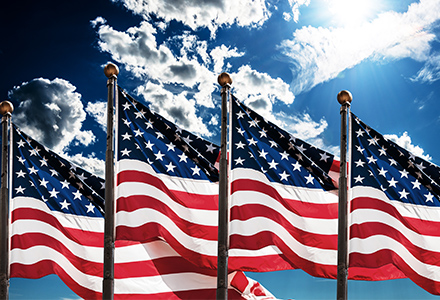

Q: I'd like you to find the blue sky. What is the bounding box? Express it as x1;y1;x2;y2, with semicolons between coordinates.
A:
2;0;440;298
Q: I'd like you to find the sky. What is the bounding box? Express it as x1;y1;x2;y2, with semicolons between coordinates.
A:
2;0;440;299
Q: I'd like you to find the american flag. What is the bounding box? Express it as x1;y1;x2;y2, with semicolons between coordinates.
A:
115;89;275;298
348;113;440;295
228;97;340;278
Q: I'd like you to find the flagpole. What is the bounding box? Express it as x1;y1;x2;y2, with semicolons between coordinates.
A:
217;72;232;300
336;90;352;300
0;101;13;300
103;63;119;300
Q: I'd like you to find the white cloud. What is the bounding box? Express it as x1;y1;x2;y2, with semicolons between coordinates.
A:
8;78;95;152
280;0;440;94
385;131;432;161
86;101;107;131
411;53;440;83
210;45;244;74
61;152;105;178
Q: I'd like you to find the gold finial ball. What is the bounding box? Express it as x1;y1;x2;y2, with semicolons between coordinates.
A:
218;72;232;87
104;63;119;78
0;101;14;116
337;90;353;105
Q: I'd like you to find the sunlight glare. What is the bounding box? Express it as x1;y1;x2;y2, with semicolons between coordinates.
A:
327;0;378;26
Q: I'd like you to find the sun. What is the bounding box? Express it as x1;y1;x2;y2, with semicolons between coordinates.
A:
327;0;379;26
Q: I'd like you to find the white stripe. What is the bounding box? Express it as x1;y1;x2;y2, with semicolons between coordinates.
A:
351;186;440;222
232;168;339;204
350;235;440;282
116;181;218;226
117;159;218;195
229;245;282;257
12;196;104;232
115;240;180;263
11;246;102;292
231;190;337;234
230;217;337;265
350;208;440;251
116;209;218;256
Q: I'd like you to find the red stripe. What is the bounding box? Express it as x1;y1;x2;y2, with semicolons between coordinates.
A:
117;195;218;240
117;170;218;210
114;288;243;300
229;231;337;278
12;207;103;247
330;159;340;173
232;178;338;219
349;250;440;295
10;260;101;299
351;196;440;236
231;204;337;249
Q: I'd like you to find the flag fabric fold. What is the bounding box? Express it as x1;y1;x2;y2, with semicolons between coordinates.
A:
10;121;275;299
228;97;339;278
348;113;440;295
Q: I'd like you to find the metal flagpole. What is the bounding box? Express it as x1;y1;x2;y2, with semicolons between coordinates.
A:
103;63;119;300
0;100;13;299
336;90;352;300
216;72;232;300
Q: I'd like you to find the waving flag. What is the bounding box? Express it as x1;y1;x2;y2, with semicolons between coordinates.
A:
10;122;274;299
228;97;339;278
348;113;440;295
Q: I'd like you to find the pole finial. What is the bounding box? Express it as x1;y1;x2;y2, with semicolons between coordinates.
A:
104;63;119;78
337;90;352;105
218;72;232;87
0;101;14;116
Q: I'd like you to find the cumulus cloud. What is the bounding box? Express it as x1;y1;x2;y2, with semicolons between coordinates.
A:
8;78;95;152
62;152;105;178
385;131;432;161
280;0;440;94
86;101;107;131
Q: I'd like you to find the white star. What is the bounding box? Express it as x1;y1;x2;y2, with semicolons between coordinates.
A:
424;192;434;203
191;165;201;176
378;167;388;177
121;148;131;157
280;151;289;160
28;166;38;175
248;138;257;146
388;177;398;188
72;190;82;200
234;157;245;165
121;132;132;140
123;119;131;126
48;188;60;198
50;169;59;177
279;171;290;181
61;180;70;189
206;143;217;153
305;174;314;184
122;102;131;110
134;129;144;137
399;189;409;200
236;111;245;119
40;157;48;167
166;143;176;152
268;159;278;169
354;175;365;183
367;156;377;164
16;170;26;178
85;203;95;213
39;178;49;188
411;180;421;190
292;161;301;171
235;141;246;149
259;128;267;138
178;153;188;163
182;135;193;144
237;128;245;136
145;140;154;150
145;120;154;129
355;129;364;137
399;169;409;178
60;199;71;210
296;144;307;153
154;151;165;161
389;158;398;166
134;109;145;119
356;146;365;154
166;162;176;173
258;149;268;159
17;156;26;165
269;141;278;148
378;148;387;156
355;159;365;168
156;132;164;139
320;152;330;162
17;140;26;148
15;186;25;194
77;173;87;182
29;147;41;156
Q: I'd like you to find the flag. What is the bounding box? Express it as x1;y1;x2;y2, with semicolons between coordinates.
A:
348;113;440;295
228;97;339;278
115;89;221;269
10;122;275;299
